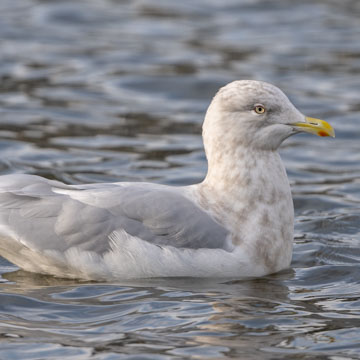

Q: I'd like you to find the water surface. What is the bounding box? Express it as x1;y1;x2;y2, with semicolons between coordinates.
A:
0;0;360;359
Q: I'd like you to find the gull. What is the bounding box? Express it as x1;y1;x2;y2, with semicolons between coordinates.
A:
0;80;334;280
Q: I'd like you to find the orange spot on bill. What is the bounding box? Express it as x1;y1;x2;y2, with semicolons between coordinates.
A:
318;131;328;137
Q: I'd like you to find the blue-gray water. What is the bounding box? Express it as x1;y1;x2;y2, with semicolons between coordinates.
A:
0;0;360;359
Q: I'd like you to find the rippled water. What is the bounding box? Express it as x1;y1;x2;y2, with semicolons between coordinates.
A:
0;0;360;358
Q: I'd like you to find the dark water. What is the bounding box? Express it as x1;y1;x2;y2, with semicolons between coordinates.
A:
0;0;360;358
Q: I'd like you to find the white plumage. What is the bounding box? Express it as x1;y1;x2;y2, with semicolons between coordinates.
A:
0;80;334;280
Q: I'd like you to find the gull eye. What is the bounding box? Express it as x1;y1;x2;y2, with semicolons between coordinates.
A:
254;105;266;114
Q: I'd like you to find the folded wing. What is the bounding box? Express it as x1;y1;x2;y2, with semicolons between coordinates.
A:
0;174;231;259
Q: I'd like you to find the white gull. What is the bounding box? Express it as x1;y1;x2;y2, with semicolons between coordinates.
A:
0;80;335;280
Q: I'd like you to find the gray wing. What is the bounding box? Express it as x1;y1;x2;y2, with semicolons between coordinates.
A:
0;174;230;255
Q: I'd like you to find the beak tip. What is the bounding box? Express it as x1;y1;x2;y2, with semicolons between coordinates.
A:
301;117;335;138
319;130;335;138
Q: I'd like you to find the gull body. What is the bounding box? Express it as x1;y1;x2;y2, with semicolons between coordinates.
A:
0;80;334;280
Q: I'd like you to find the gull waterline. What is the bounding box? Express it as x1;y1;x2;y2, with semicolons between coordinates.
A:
0;80;334;280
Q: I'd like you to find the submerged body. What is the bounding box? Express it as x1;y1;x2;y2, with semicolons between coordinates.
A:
0;80;334;280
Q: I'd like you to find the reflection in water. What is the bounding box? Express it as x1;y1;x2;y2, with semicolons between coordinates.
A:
0;0;360;358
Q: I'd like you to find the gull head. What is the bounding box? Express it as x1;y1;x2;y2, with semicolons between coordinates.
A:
203;80;334;153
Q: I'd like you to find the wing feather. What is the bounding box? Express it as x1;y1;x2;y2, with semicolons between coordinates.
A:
0;174;231;258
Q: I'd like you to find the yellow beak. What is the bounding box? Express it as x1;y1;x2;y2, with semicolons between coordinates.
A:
293;117;335;137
